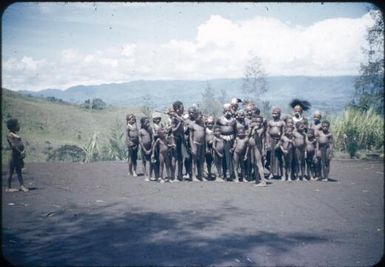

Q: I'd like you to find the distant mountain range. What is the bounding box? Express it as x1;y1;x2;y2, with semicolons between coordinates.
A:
19;76;357;114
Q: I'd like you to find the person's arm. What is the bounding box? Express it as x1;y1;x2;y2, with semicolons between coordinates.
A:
329;134;334;159
213;139;223;158
151;139;159;160
244;139;250;161
279;139;288;154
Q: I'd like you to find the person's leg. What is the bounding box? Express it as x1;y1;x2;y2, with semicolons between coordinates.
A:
132;146;138;176
127;147;133;175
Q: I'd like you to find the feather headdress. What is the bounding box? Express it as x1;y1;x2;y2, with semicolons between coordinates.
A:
289;99;311;111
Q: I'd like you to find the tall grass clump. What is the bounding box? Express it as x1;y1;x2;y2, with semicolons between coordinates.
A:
100;120;127;161
84;132;100;162
330;107;384;158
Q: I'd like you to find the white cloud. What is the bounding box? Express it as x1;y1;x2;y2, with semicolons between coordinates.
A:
2;12;378;91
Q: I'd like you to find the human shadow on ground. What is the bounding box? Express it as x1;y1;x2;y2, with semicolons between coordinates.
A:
2;202;330;266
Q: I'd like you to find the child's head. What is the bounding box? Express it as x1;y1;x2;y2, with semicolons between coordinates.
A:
195;111;204;124
307;128;315;138
223;103;232;118
237;127;246;138
126;114;136;124
205;116;214;129
285;116;294;127
172;101;184;115
254;115;263;129
152;113;161;124
313;110;322;122
235;110;245;121
6;118;20;132
214;126;221;137
187;106;198;120
321;120;330;132
285;125;294;136
140;117;150;129
272;107;281;119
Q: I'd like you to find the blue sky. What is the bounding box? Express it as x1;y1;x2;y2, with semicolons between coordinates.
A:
1;2;380;91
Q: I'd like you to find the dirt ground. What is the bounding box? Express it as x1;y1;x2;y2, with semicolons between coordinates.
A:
1;160;384;266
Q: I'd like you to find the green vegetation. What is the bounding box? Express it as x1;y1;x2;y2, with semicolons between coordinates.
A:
2;88;139;163
329;108;384;158
351;9;384;116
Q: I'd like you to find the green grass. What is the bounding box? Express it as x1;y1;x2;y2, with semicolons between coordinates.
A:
2;89;141;163
329;107;384;158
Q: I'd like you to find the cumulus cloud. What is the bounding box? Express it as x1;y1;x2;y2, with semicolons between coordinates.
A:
2;11;377;91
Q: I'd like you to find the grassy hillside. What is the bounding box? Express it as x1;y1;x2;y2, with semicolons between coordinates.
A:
2;89;141;163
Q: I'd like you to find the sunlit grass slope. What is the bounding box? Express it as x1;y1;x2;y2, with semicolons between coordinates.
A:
2;89;140;162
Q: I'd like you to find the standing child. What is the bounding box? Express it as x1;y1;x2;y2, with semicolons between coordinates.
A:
293;121;307;181
278;125;295;181
6;119;29;192
305;128;317;181
217;103;237;181
205;116;215;180
266;107;285;179
232;128;249;182
311;111;323;179
189;111;206;181
213;126;225;182
126;114;139;177
139;117;154;181
316;120;334;182
152;112;164;178
152;128;172;182
166;124;177;182
248;116;267;186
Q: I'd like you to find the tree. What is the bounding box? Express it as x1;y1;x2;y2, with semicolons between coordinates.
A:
141;94;155;117
92;98;107;110
353;8;384;116
200;82;222;117
241;55;271;116
81;98;107;110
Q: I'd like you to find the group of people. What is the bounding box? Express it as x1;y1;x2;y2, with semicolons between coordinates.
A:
126;98;334;186
4;97;333;193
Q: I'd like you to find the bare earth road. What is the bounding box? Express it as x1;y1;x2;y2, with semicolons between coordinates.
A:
2;160;384;266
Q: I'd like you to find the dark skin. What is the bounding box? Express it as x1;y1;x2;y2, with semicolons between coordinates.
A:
189;114;206;181
266;110;285;178
232;128;249;182
305;129;317;180
217;106;236;180
166;125;177;181
152;129;172;182
213;127;225;181
278;126;295;181
316;121;334;181
293;122;306;181
6;121;28;192
139;118;154;180
205;118;215;179
126;115;139;176
247;117;267;186
170;103;185;180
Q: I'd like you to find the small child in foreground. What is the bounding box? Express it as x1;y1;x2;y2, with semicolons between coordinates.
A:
6;119;29;192
278;125;295;181
232;127;249;182
316;120;334;182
